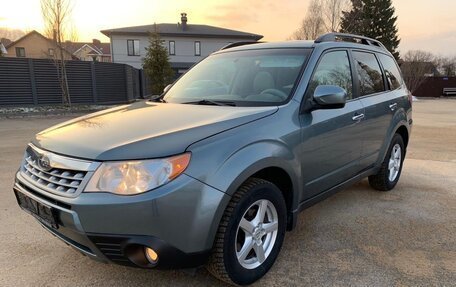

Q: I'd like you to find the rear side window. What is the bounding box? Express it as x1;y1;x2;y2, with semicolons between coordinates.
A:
352;51;385;96
378;54;403;90
307;50;353;99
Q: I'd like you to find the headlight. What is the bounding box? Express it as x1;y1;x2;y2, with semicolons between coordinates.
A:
85;153;191;195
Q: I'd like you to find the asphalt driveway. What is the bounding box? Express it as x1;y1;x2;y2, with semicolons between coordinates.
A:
0;99;455;286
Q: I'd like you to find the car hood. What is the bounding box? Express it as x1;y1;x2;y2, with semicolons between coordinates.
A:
32;101;278;161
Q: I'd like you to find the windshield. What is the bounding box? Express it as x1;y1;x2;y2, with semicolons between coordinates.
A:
164;48;311;106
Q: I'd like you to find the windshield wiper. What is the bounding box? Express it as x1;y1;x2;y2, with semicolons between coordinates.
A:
182;99;236;106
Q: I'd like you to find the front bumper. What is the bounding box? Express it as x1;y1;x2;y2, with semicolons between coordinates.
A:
14;171;229;269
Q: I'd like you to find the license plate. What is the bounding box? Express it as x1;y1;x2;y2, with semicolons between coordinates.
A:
15;190;58;229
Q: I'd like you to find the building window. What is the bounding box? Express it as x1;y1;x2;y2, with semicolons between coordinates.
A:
194;41;201;56
127;39;140;56
169;41;175;55
48;48;55;57
16;47;26;57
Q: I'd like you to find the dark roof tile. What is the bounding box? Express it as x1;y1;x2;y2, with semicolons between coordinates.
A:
101;23;262;40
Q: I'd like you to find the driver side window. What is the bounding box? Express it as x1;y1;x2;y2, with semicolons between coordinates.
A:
307;50;353;100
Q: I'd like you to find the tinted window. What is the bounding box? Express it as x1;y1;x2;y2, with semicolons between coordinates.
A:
352;51;385;96
378;54;403;90
308;50;353;99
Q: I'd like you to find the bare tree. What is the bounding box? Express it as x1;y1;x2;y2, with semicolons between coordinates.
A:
41;0;74;106
291;0;325;40
401;50;437;94
0;27;26;41
322;0;350;32
291;0;349;40
437;56;456;77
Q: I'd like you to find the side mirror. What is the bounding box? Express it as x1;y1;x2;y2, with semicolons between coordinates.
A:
163;84;172;94
312;85;347;110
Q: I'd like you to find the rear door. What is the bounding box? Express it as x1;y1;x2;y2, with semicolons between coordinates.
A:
299;50;365;199
352;51;406;169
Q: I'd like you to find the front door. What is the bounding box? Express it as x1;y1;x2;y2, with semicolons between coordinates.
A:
299;50;365;200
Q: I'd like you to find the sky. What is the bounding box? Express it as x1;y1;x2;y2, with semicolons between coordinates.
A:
1;0;455;56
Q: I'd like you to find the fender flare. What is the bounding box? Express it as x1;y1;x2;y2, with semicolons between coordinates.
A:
376;109;410;167
201;140;302;234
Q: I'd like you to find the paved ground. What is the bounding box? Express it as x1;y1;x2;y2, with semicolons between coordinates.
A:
0;99;455;286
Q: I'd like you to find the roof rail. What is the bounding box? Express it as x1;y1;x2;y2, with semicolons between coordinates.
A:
315;33;386;50
220;41;261;51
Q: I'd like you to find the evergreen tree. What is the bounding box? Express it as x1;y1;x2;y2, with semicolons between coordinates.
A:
340;0;364;35
340;0;400;60
142;26;174;95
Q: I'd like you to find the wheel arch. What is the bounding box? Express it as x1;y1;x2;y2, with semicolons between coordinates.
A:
221;159;300;231
377;117;411;167
396;125;409;147
186;134;303;250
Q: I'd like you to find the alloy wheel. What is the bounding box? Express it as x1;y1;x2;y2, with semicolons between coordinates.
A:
235;199;278;269
388;143;402;182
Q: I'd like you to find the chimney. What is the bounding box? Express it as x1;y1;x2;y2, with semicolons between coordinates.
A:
52;29;57;42
181;12;188;30
92;39;101;46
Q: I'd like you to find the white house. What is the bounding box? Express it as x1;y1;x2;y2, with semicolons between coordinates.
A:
64;39;111;62
101;13;263;73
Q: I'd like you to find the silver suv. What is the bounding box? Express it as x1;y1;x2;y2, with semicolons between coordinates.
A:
14;33;412;285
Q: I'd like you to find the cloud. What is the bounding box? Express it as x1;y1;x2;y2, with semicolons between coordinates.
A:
205;2;260;27
205;0;285;29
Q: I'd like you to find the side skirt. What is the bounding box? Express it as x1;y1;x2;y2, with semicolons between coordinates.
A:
288;166;378;230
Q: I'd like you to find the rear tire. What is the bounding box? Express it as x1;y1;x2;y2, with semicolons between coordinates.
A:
369;133;405;191
207;178;286;285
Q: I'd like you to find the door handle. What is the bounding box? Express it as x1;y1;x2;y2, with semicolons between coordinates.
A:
389;103;398;111
352;113;365;121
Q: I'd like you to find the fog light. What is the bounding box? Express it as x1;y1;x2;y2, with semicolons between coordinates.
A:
144;247;158;263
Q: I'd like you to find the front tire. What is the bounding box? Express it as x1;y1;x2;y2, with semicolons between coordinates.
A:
369;133;405;191
207;178;286;285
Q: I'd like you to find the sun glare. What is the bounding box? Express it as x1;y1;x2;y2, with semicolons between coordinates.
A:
0;0;455;55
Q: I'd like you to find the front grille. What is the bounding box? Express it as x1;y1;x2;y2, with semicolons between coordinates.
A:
22;154;87;195
19;144;98;197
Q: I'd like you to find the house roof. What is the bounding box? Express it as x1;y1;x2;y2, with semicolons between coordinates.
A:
64;41;111;55
101;23;263;40
5;30;49;49
5;30;77;59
